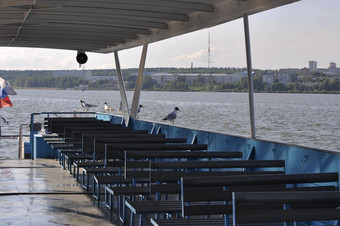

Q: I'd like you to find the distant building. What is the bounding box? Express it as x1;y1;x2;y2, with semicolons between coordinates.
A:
309;61;317;72
329;62;336;69
52;70;91;78
149;73;176;85
262;73;291;86
279;68;300;74
317;62;340;76
300;67;310;76
52;70;117;82
149;72;248;86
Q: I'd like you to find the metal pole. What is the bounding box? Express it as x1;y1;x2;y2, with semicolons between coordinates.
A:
114;51;130;126
131;44;148;118
30;113;35;159
18;124;23;159
243;14;256;139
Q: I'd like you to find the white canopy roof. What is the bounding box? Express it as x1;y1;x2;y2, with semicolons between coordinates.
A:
0;0;300;53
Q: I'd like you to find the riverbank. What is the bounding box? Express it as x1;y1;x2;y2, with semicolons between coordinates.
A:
12;87;340;94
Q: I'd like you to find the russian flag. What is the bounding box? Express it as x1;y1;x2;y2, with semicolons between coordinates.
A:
0;87;12;108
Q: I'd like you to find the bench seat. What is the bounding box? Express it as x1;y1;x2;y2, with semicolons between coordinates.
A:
150;217;226;226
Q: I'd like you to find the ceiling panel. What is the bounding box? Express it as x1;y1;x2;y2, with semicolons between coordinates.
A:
0;0;300;53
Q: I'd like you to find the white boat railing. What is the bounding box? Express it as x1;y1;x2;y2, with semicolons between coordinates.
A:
18;123;30;159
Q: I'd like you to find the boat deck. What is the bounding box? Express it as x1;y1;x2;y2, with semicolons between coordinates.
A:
0;159;125;225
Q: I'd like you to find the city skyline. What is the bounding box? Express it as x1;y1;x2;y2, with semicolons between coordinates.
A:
0;0;339;71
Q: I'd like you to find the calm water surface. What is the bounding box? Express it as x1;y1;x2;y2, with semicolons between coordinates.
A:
0;90;339;159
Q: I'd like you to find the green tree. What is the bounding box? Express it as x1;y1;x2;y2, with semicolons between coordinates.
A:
142;75;157;90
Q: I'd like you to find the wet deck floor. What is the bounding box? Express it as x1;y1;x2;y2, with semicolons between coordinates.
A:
0;159;123;226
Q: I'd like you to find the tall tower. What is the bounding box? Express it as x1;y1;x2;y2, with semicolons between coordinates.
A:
309;61;317;72
208;31;211;69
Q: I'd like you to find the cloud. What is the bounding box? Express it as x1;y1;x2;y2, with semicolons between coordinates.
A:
97;63;115;69
172;54;187;62
0;47;79;70
172;49;207;63
187;49;206;61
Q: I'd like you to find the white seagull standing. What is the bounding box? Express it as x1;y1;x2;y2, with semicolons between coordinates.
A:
104;102;112;111
162;107;180;124
80;100;97;111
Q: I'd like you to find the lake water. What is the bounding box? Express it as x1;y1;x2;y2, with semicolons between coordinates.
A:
0;90;339;159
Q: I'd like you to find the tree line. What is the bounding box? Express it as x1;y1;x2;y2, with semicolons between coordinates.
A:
1;68;340;93
137;75;340;93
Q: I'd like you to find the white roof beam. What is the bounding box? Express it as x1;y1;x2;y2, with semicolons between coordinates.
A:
0;0;35;7
26;14;169;30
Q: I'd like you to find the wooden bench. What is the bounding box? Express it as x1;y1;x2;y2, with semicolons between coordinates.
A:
97;143;209;176
113;169;284;226
124;159;285;226
44;117;119;159
232;190;340;225
92;144;208;201
80;131;158;150
52;127;133;167
93;161;151;201
149;172;338;226
62;124;124;140
44;117;99;133
124;150;242;160
105;150;244;223
61;129;151;171
49;120;113;134
73;137;186;181
80;134;166;189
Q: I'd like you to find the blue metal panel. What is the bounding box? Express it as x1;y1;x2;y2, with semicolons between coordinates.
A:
95;114;340;180
42;113;338;187
33;134;55;158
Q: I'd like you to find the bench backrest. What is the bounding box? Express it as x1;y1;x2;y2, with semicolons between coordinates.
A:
152;159;284;170
150;171;285;195
232;190;340;225
126;150;242;160
148;159;284;199
55;121;114;134
63;124;123;138
81;130;152;150
91;138;188;158
45;117;98;132
103;143;208;160
181;172;338;217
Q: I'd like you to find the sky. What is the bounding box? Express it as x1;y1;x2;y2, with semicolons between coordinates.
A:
0;0;339;71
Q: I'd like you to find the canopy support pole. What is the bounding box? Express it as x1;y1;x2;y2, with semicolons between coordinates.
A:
243;14;256;139
114;51;130;126
131;44;148;118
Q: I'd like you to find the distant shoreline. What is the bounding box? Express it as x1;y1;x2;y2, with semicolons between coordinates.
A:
13;87;339;94
14;87;61;90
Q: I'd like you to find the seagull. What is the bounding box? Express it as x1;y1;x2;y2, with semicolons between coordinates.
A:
0;115;9;125
80;100;97;111
104;102;112;111
137;104;143;114
162;107;180;124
